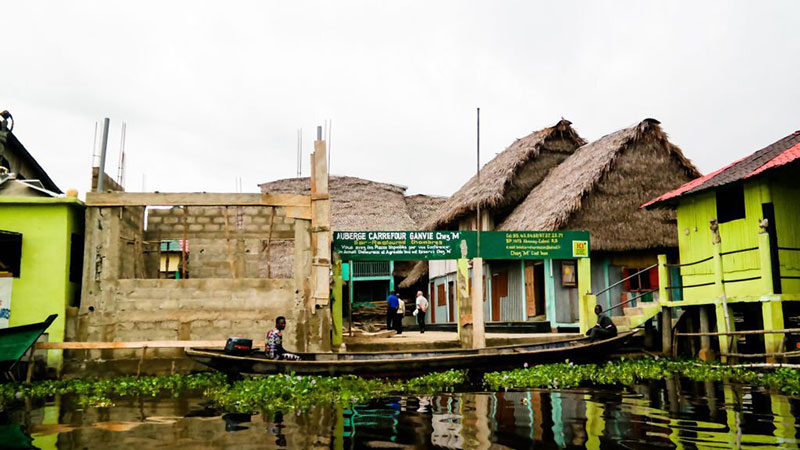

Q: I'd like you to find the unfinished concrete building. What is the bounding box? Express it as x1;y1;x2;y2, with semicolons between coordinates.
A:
73;189;331;371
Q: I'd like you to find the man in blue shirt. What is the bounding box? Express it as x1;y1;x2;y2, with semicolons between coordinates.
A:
387;290;399;333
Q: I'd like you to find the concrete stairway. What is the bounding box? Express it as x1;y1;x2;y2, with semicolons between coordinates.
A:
611;302;662;331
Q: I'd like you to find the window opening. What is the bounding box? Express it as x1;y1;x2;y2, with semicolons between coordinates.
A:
69;233;84;283
0;231;22;277
716;184;746;223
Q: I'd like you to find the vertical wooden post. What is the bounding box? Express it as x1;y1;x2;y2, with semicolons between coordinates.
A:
698;305;715;361
25;349;35;384
520;260;528;320
456;258;472;349
657;255;669;305
136;346;147;378
348;260;354;337
577;257;594;334
332;259;343;347
759;227;784;362
544;259;557;330
602;258;611;310
710;219;735;361
658;254;672;355
310;136;331;309
388;260;395;291
471;257;486;349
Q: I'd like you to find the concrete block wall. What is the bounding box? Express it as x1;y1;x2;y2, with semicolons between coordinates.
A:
146;206;295;279
79;279;298;359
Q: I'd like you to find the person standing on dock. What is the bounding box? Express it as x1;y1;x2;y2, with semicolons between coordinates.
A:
415;291;429;333
587;305;617;342
396;295;405;335
266;316;301;360
387;290;400;332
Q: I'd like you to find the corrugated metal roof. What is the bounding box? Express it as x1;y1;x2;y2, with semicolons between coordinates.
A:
644;130;800;208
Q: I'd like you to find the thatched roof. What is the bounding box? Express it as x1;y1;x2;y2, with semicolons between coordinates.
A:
260;176;439;231
405;194;447;227
398;260;429;288
399;120;584;288
423;119;585;230
498;119;701;251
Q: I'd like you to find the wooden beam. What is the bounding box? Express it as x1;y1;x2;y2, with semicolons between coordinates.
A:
285;206;311;220
86;192;311;208
35;340;266;350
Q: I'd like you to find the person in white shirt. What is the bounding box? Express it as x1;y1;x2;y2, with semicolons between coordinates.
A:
396;295;405;335
415;291;429;333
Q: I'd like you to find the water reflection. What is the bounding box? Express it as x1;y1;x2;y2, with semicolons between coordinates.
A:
1;379;798;449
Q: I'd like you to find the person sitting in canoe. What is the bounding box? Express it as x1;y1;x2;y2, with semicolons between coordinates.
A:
266;316;301;360
586;305;617;342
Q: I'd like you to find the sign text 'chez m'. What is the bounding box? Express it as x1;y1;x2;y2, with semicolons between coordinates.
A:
332;231;590;261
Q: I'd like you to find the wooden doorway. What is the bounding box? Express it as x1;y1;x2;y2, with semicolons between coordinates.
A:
437;283;446;323
429;281;436;323
491;270;508;322
447;280;455;322
525;262;546;317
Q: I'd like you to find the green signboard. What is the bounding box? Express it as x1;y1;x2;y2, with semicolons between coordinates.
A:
333;230;590;261
479;231;590;260
332;231;476;261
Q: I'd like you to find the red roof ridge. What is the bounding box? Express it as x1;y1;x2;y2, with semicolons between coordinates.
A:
641;154;749;208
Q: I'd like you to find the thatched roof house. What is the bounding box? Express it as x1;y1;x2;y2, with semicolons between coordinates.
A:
423;119;585;230
259;175;443;231
405;194;447;227
498;118;701;251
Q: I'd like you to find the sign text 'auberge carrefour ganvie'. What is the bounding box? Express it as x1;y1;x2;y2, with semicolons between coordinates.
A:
333;231;590;261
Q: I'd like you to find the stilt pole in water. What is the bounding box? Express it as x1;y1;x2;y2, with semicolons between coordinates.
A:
658;254;672;355
698;305;715;361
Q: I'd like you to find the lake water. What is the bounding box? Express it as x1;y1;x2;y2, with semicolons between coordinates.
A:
2;378;799;449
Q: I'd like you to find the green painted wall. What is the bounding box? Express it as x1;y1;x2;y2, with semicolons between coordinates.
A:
0;198;84;371
675;175;799;301
772;170;800;293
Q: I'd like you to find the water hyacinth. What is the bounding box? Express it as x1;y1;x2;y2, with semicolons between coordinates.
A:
483;358;800;396
0;369;469;414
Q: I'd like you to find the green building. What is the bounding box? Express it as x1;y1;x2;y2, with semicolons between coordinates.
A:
645;130;800;359
0;116;84;374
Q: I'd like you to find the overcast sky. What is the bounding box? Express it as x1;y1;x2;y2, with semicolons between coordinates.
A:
2;1;798;198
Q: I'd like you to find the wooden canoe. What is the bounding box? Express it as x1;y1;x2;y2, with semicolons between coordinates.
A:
185;330;637;378
0;314;57;381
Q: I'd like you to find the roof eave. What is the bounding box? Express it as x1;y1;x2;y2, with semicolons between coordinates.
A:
5;132;62;194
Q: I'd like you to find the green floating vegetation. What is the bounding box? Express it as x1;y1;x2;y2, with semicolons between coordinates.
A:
0;372;228;408
0;369;469;413
484;358;800;395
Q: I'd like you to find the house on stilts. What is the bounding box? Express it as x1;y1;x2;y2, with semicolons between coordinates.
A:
403;118;701;332
644;129;800;360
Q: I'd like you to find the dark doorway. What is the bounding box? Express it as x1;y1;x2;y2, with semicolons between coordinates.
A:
448;280;455;322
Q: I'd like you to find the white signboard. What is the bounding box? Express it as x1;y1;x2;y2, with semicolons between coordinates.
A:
0;278;12;328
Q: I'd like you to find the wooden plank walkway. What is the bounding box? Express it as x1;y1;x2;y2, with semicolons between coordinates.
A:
35;340;265;350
